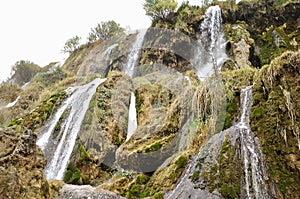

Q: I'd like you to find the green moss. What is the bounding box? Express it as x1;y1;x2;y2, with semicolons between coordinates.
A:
145;142;162;153
136;174;150;185
250;51;300;198
8;90;67;131
140;188;150;198
129;183;139;197
199;135;241;196
220;185;237;199
191;170;200;181
63;170;73;183
153;191;164;199
175;156;187;169
79;143;92;162
224;22;254;45
258;24;298;65
64;162;82;184
135;90;144;115
251;108;264;119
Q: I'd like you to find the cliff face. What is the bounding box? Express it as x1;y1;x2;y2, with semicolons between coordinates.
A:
0;0;299;199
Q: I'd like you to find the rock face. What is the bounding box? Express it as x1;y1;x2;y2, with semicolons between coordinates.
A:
0;128;49;198
222;0;300;66
166;85;275;199
224;22;255;68
251;50;300;198
0;1;299;198
56;184;125;199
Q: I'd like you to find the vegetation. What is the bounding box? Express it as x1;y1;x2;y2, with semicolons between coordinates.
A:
251;51;300;198
9;60;41;86
62;35;81;54
87;20;125;43
0;1;299;198
143;0;178;21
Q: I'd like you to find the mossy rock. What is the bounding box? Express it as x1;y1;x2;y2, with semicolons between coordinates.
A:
251;50;300;198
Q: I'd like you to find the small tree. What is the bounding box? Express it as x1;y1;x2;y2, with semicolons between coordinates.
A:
62;35;81;54
87;20;125;43
143;0;178;21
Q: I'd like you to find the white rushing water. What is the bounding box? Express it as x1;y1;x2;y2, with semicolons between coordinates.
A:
123;29;147;78
101;43;118;66
166;86;272;198
123;29;147;141
36;95;74;151
236;86;270;199
195;5;228;79
39;78;105;180
126;92;138;141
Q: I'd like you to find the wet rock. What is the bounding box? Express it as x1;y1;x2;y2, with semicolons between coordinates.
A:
56;184;125;199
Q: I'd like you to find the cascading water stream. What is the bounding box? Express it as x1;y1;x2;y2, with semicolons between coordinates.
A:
123;29;147;141
166;86;272;198
126;92;138;141
123;29;147;78
38;78;105;180
195;5;228;79
236;86;270;199
36;91;74;151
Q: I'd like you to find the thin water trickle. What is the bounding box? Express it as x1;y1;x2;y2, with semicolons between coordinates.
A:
101;43;118;66
40;78;105;180
0;96;20;110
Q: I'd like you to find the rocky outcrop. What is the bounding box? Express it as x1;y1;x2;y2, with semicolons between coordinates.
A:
63;71;131;185
224;22;256;68
139;28;195;74
0;128;49;198
0;1;299;198
56;184;125;199
251;50;300;198
115;72;191;172
221;0;300;66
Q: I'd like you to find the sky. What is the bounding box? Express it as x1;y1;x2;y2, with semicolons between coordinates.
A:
0;0;205;83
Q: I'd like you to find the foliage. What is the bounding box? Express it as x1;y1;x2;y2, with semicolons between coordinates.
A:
34;67;67;87
87;20;125;43
10;60;41;86
64;162;81;184
143;0;178;21
62;35;81;54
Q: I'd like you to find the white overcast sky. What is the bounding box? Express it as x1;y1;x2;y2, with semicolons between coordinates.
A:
0;0;205;83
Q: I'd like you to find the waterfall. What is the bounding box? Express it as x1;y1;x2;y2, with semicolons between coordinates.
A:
123;30;147;141
237;86;270;199
166;86;272;198
123;29;147;78
101;43;118;66
126;92;138;141
195;5;228;79
36;93;74;151
38;78;105;180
